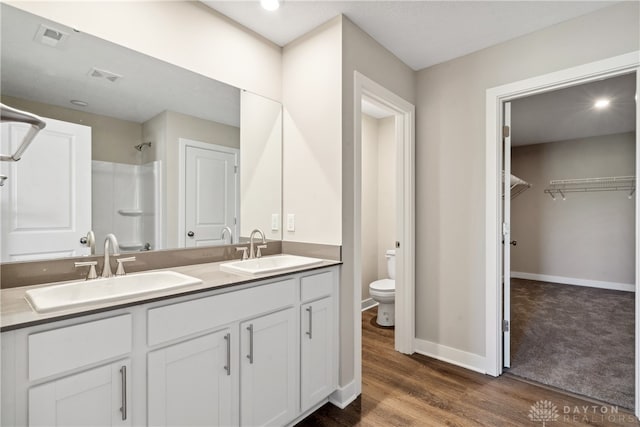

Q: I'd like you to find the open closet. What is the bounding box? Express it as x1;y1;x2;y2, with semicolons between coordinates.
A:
505;72;636;409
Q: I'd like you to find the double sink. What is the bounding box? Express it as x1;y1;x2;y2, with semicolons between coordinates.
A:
25;254;323;313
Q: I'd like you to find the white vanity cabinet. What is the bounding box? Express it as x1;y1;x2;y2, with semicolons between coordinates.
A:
29;359;131;427
147;328;235;427
1;265;339;427
299;271;337;413
240;308;297;426
1;314;134;427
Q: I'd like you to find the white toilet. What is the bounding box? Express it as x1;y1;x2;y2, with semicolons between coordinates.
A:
369;249;396;327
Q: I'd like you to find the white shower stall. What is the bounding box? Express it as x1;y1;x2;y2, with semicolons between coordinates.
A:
92;160;162;253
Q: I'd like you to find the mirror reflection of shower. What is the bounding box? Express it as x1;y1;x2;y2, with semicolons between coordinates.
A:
134;141;152;152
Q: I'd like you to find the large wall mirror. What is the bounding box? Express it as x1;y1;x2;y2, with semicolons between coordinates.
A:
0;4;282;262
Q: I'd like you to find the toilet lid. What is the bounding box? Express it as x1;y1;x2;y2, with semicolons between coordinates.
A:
370;279;395;292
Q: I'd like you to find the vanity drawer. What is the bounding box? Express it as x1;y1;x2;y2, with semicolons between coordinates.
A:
28;314;132;381
300;270;333;302
147;278;296;346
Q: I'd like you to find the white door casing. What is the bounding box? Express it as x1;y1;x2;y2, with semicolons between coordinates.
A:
178;139;239;248
0;118;91;262
485;52;639;419
352;71;415;401
502;102;512;369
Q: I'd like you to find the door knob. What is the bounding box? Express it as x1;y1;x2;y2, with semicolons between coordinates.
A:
187;231;195;237
80;237;88;244
510;240;517;246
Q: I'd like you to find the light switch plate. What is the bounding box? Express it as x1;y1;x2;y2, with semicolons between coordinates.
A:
287;214;295;232
271;214;279;231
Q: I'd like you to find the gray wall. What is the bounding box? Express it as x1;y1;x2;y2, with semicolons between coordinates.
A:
511;132;635;285
415;2;639;357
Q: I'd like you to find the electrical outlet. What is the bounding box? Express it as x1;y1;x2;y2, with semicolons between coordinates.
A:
271;213;279;231
287;214;295;232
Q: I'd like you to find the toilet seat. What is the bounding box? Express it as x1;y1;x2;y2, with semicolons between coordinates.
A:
370;278;395;292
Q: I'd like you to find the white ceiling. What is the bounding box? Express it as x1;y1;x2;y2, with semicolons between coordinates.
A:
203;0;617;71
1;4;240;126
511;73;636;146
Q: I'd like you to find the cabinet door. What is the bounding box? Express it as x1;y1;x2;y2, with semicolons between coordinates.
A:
28;360;131;427
300;297;335;411
148;328;235;427
240;308;296;427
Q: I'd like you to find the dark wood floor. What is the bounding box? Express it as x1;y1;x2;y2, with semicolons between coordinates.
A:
298;308;639;426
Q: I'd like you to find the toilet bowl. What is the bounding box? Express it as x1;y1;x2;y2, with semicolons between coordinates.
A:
369;249;396;327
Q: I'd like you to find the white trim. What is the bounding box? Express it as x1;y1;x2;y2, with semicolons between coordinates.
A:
511;272;635;293
328;380;358;409
353;71;416;399
177;138;240;248
484;52;639;419
635;69;640;417
361;298;378;311
413;338;486;375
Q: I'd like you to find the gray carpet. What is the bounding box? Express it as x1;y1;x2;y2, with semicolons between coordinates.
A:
508;278;635;409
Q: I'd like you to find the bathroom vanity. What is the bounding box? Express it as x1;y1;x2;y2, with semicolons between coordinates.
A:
1;260;340;426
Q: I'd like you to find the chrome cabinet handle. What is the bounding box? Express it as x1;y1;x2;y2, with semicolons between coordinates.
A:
306;306;313;339
224;333;231;376
246;324;254;364
120;365;127;421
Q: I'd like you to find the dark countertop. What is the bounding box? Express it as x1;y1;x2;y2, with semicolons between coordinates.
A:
1;257;341;332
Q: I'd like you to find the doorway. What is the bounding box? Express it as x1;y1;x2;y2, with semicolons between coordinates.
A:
485;51;640;417
504;74;636;408
352;72;415;399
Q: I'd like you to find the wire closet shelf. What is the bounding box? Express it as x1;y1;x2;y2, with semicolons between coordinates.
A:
544;176;636;200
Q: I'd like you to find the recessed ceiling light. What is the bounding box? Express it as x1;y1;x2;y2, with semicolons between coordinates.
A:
260;0;280;11
594;98;610;109
70;100;88;107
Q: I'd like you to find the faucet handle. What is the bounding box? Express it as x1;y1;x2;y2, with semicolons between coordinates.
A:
256;244;268;258
115;256;136;276
235;247;249;260
75;261;98;280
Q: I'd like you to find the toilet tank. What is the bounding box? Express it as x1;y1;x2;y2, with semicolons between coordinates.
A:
385;249;396;279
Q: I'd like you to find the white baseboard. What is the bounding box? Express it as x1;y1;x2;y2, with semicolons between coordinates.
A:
511;271;635;293
329;380;359;409
361;298;378;311
413;338;486;375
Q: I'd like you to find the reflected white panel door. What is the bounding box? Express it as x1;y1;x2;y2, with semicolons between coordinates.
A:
503;102;512;368
0;118;91;262
185;144;238;247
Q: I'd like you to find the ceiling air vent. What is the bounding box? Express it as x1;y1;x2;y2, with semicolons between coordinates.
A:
89;67;123;83
34;24;69;48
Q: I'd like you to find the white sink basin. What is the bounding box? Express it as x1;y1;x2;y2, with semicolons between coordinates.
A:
25;271;202;313
220;254;323;276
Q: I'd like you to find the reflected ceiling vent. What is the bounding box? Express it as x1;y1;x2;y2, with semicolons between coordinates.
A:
89;67;123;83
34;24;69;48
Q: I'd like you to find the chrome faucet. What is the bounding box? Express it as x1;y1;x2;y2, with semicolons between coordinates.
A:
102;234;120;278
221;226;233;244
249;228;267;259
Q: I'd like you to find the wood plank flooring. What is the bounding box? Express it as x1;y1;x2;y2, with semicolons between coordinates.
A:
297;308;639;426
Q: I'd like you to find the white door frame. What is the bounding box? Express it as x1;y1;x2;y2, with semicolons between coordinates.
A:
485;51;639;415
353;71;415;393
177;138;240;248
